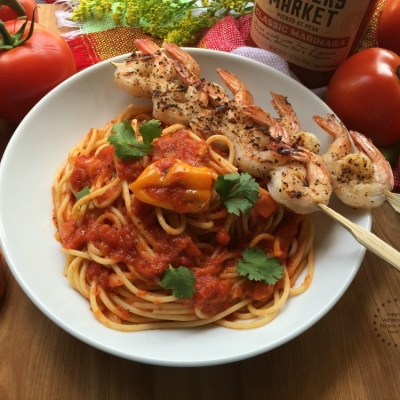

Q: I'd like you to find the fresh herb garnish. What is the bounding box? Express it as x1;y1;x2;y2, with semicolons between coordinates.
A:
237;247;283;285
214;172;259;216
108;119;162;161
76;186;90;201
160;265;196;299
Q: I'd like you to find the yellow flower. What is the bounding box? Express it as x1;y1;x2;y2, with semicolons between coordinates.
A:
71;0;252;45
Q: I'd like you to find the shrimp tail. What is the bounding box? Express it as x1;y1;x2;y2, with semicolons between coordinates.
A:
266;142;300;156
270;92;300;135
134;38;162;54
173;61;203;88
163;42;201;78
216;68;254;106
243;105;290;142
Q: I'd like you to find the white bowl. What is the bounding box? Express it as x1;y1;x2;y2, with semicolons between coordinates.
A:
0;49;369;366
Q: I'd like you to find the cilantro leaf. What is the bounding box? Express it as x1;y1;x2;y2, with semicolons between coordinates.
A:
237;247;283;285
160;265;196;299
139;119;163;146
76;186;90;201
108;119;162;161
214;172;260;216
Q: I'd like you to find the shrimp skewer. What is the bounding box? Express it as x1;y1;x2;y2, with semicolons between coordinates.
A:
314;114;397;210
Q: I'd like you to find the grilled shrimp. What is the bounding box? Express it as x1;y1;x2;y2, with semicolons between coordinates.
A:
113;39;201;99
206;107;291;179
271;92;321;154
242;104;291;144
151;61;210;126
152;83;210;126
244;93;321;154
113;51;158;98
151;64;254;127
266;142;332;214
314;114;394;209
113;40;173;98
189;70;291;178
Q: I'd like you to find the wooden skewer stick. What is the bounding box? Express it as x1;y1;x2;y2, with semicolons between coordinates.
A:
383;189;400;214
317;204;400;273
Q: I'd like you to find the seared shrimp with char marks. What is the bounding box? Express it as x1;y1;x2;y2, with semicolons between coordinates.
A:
151;61;210;126
242;104;290;144
266;142;332;214
113;39;201;99
190;70;291;178
244;93;321;154
150;62;251;128
314;113;394;209
271;92;321;154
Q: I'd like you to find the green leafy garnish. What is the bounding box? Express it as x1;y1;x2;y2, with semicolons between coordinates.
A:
76;186;90;201
237;247;283;285
108;119;162;161
214;172;259;216
160;265;196;299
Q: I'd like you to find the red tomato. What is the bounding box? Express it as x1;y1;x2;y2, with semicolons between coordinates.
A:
0;0;38;22
326;48;400;148
0;19;76;124
378;0;400;56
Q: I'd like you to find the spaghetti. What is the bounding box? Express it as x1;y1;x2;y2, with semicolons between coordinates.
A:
53;104;314;331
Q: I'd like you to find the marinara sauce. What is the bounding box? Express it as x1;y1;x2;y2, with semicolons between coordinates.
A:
60;128;304;316
248;0;378;88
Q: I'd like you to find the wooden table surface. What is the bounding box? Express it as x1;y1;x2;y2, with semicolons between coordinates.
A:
1;5;400;400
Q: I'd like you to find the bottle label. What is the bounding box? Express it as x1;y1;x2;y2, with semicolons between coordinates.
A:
250;0;372;71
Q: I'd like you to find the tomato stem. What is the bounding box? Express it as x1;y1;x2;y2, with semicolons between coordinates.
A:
0;9;36;50
397;65;400;80
0;0;27;18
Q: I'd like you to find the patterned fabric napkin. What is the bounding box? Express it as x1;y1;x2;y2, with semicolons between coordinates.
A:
64;27;163;71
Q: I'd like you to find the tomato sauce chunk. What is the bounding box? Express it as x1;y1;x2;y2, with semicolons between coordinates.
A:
152;129;211;167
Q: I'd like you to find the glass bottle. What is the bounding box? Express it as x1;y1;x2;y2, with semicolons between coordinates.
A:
247;0;378;88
